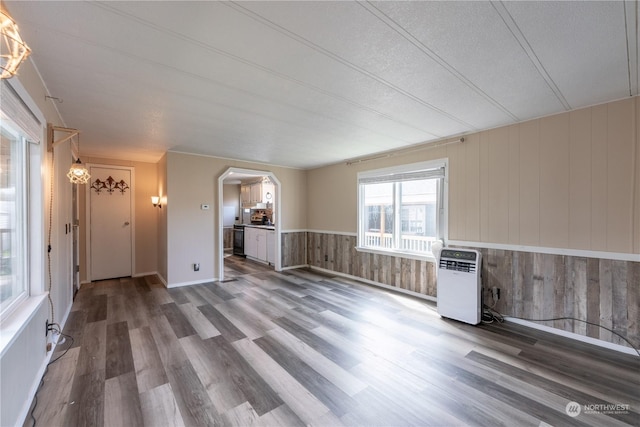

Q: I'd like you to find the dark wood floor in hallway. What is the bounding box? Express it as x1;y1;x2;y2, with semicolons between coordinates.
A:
28;256;639;427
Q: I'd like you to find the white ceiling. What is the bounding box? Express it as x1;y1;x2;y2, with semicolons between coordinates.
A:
6;1;639;169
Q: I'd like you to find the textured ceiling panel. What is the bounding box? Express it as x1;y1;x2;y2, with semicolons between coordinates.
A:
4;1;636;168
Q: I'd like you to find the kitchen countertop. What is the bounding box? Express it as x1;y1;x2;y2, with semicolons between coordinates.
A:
243;224;275;230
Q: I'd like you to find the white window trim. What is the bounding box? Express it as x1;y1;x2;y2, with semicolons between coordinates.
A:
356;158;448;262
0;77;46;356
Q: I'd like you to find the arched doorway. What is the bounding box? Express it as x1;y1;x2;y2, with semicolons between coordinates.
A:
217;167;281;281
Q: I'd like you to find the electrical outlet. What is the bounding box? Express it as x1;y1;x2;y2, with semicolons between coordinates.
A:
324;255;328;262
194;263;200;271
491;286;500;301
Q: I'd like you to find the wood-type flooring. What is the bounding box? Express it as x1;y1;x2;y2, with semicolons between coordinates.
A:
27;256;640;426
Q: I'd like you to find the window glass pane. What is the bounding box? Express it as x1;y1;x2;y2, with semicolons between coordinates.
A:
363;182;393;249
358;160;446;257
0;123;26;313
399;179;437;253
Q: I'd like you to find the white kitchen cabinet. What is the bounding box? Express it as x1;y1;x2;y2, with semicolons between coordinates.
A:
240;185;251;207
266;230;275;265
244;227;258;259
250;182;262;204
256;228;267;261
243;180;275;206
244;226;268;262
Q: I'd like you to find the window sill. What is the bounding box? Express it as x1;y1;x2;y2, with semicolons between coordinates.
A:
0;293;47;358
355;246;436;263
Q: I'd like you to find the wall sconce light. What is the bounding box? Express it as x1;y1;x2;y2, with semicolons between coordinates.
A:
151;196;162;208
0;9;31;79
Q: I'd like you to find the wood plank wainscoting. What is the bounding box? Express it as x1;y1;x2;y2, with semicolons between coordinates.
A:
28;260;639;426
282;231;307;268
305;232;640;351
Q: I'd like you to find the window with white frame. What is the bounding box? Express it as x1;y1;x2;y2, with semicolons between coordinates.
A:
0;79;42;320
357;159;447;258
0;119;28;315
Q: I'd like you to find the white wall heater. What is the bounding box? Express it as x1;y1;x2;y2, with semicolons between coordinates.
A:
437;249;482;325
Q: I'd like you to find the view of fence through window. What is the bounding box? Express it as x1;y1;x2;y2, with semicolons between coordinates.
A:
362;178;438;254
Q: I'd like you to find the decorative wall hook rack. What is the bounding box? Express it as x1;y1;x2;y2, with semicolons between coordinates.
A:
91;176;129;195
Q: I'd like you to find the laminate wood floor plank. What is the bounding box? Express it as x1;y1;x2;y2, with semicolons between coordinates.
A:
202;282;236;301
179;335;248;414
214;301;268;340
104;371;144;427
105;320;135;380
232;337;341;426
87;293;108;323
265;327;367;397
179;286;210;307
197;304;247;342
139;383;186;427
209;335;284;416
64;368;105;427
148;315;189;368
123;291;151;330
166;361;221;427
129;326;168;394
76;320;107;376
256;404;306;427
191;284;227;306
25;347;80;427
177;302;221;339
161;302;198;339
31;262;639;427
272;316;362;370
220;401;260;426
254;334;357;418
55;308;88;351
167;287;191;305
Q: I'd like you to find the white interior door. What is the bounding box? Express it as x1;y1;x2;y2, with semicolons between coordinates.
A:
89;166;133;280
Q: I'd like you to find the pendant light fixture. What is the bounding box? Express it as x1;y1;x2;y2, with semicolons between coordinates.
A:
67;134;90;184
47;124;91;184
0;9;31;79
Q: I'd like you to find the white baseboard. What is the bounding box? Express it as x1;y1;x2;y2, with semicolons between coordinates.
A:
281;264;308;271
308;265;437;302
133;271;158;278
307;266;638;357
167;278;218;289
504;317;639;357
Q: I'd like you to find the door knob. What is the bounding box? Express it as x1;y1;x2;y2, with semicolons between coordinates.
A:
124;221;130;226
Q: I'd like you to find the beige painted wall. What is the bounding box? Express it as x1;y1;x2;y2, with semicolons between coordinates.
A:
165;152;307;286
308;96;640;255
223;183;241;224
79;156;159;282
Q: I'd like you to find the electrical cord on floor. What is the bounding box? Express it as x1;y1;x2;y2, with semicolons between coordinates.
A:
482;304;504;324
482;304;640;358
29;329;75;427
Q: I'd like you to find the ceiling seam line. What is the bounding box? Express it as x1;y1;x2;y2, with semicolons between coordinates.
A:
40;27;436;144
86;1;443;139
490;0;571;111
224;1;478;131
360;1;520;123
623;0;633;97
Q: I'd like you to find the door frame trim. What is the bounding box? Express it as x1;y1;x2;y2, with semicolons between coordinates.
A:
85;164;136;281
217;167;281;281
